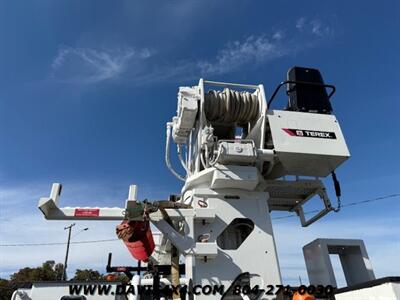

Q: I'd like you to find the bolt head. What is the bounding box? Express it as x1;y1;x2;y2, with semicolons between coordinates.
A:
235;146;243;153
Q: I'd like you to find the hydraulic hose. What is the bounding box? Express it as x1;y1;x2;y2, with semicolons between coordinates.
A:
177;144;190;175
165;123;185;181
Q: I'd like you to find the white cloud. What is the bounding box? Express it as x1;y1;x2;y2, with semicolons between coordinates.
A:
49;17;335;86
130;30;299;84
296;17;306;31
296;17;333;37
310;19;333;37
147;18;333;82
197;33;290;75
50;33;291;86
51;47;153;84
273;30;284;41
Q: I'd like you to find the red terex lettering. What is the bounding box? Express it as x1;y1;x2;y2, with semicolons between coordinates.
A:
74;208;100;217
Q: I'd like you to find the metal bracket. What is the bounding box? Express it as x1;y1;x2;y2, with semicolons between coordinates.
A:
265;179;333;226
294;187;332;227
38;183;127;220
151;218;194;255
150;208;217;258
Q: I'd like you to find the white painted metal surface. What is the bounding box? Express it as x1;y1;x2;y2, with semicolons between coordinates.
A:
267;109;350;178
181;179;282;300
303;238;375;287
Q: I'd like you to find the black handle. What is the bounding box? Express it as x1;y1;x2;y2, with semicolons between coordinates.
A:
267;80;336;109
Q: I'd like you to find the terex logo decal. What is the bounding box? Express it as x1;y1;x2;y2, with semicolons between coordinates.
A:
283;128;336;139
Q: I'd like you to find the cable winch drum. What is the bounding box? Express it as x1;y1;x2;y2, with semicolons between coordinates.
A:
204;88;259;124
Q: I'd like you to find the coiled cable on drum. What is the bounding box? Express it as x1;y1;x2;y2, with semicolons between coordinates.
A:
204;88;259;124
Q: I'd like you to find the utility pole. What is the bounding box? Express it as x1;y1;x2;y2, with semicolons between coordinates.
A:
63;223;75;281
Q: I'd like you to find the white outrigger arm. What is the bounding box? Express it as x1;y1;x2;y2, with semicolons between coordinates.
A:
38;183;126;221
38;183;218;258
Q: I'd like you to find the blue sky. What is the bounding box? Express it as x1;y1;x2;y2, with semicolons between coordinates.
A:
0;0;399;286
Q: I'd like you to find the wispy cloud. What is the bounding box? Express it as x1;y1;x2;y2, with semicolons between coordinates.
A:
148;18;334;82
197;33;290;75
296;17;306;31
51;47;153;84
310;19;333;37
49;18;334;85
296;16;334;37
126;29;306;84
